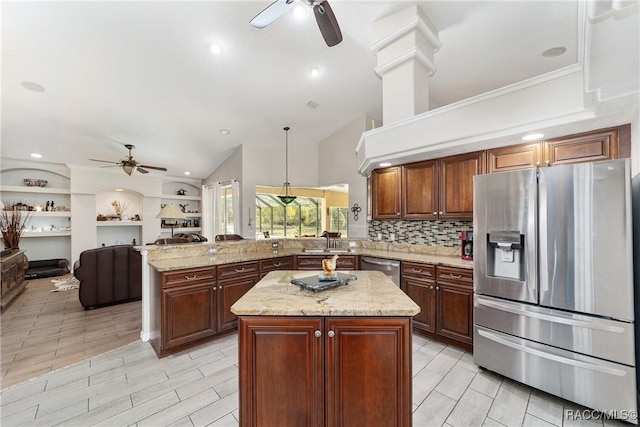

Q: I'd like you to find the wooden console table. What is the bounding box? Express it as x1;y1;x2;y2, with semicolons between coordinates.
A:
1;250;26;310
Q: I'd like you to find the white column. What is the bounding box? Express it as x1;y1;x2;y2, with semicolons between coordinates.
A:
371;5;441;125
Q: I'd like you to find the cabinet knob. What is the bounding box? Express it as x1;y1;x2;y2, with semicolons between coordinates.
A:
430;285;434;290
184;275;198;280
314;330;322;338
439;211;443;215
396;212;400;215
546;160;550;165
432;212;437;215
328;330;335;338
436;286;440;290
212;286;217;290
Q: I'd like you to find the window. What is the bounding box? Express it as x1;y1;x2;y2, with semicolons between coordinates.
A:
329;207;348;235
217;180;239;235
255;195;321;238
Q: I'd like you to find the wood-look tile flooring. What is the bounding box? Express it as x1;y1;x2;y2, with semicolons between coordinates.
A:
1;274;141;389
0;276;629;426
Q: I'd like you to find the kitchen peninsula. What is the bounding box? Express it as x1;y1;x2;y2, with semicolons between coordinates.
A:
231;270;420;427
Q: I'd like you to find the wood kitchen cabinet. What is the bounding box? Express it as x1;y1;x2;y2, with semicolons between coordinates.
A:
295;254;359;271
439;151;484;220
154;266;217;357
487;125;631;173
371;166;401;219
400;262;436;332
374;152;483;221
238;316;412;427
217;261;259;333
401;160;438;219
401;262;473;351
259;256;294;279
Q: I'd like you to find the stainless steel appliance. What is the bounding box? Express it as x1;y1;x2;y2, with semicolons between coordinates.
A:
473;159;637;422
361;256;400;286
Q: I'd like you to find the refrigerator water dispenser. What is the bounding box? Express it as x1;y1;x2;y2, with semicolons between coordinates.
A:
486;231;525;280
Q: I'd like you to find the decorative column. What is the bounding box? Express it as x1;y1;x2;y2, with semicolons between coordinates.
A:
371;5;441;125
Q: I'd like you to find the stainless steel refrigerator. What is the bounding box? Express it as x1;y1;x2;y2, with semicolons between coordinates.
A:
473;159;637;420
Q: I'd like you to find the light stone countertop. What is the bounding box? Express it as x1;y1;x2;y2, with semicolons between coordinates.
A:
147;248;473;272
230;270;421;317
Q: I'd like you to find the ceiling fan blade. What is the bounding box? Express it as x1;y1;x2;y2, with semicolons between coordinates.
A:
136;167;150;174
139;164;168;172
90;158;121;165
314;1;342;47
99;165;120;169
250;0;298;29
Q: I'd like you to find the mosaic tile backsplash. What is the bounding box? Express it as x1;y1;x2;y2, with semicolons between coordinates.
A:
368;220;473;247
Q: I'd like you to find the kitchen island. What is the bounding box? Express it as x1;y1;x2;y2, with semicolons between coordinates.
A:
231;270;420;427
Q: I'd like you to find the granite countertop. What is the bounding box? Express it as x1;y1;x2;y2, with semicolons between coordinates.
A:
230;270;420;317
148;248;473;272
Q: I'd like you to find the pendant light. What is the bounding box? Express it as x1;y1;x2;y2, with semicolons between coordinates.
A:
278;126;297;205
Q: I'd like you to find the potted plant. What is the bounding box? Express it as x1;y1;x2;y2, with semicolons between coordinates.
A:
0;208;31;250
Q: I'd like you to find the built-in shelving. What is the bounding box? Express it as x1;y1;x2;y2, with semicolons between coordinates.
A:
96;221;143;227
161;194;202;201
28;211;71;217
0;185;71;195
22;230;72;238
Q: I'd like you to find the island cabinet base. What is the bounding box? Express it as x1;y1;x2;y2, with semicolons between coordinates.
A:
238;316;413;427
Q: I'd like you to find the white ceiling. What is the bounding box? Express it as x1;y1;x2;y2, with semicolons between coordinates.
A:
1;1;590;178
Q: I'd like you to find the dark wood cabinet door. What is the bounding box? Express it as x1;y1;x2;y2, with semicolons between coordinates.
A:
325;317;412;427
402;160;439;219
486;142;543;173
544;126;625;167
371;167;401;219
217;275;258;332
439;151;484;220
162;282;216;349
239;316;324;427
401;276;436;332
436;282;473;346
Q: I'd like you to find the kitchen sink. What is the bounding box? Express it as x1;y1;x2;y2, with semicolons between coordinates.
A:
302;248;352;253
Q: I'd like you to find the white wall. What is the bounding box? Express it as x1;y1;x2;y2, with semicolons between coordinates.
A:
317;114;370;238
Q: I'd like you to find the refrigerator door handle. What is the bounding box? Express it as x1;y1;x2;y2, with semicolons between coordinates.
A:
527;179;538;299
476;297;627;333
476;328;627;376
537;178;548;298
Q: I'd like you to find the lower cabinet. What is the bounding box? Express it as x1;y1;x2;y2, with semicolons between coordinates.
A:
259;255;294;279
238;316;412;427
153;262;259;357
401;262;473;351
296;254;359;271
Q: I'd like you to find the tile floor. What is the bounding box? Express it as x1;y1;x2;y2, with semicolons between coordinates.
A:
0;277;632;426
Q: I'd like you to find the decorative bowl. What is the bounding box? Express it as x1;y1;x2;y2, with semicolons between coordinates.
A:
24;179;48;187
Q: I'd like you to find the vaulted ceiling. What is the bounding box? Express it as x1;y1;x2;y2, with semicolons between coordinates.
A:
2;1;637;178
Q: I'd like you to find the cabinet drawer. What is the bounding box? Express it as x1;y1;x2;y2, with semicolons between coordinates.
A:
260;256;294;272
436;266;473;285
162;267;216;288
296;256;323;270
218;261;259;279
335;255;358;270
401;262;435;279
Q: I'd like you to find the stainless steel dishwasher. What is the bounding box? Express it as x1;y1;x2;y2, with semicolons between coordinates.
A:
360;256;400;286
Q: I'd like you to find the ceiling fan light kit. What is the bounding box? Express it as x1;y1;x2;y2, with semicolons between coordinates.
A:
90;144;168;176
250;0;342;47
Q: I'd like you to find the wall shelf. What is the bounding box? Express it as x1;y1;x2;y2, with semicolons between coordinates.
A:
161;227;202;233
96;221;143;227
27;211;71;217
0;185;71;195
161;194;202;201
22;230;72;238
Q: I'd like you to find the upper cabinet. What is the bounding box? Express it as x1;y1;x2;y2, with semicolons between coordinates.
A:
373;152;484;221
371;167;401;219
487;125;630;173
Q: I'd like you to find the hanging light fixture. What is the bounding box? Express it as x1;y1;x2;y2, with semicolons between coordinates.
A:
278;126;297;205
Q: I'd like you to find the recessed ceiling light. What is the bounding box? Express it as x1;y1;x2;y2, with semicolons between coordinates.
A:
379;162;392;167
542;47;567;57
309;67;320;78
21;81;45;92
209;43;222;55
184;171;191;176
522;133;545;141
30;153;43;158
115;188;123;192
219;129;230;135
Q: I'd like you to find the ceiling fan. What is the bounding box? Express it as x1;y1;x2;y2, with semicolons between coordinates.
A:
250;0;342;47
90;144;168;176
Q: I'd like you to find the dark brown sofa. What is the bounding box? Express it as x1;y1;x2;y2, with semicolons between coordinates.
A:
73;245;142;310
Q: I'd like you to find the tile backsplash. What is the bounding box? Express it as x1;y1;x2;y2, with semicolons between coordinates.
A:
368;220;472;247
